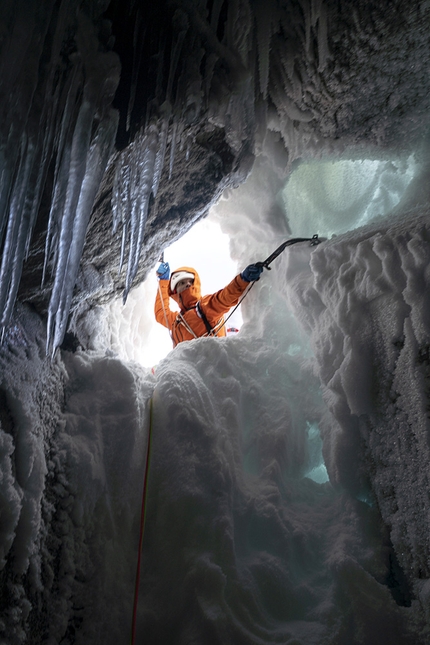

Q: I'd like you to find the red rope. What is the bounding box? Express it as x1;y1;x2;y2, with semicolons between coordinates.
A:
130;397;154;644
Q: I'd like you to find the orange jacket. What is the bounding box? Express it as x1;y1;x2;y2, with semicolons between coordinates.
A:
154;266;249;346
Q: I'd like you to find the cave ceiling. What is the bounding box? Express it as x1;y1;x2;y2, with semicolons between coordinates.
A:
1;0;430;348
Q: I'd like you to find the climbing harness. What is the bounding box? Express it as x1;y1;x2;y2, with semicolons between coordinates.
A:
173;304;223;343
196;301;224;337
176;311;198;338
196;300;213;334
130;397;154;645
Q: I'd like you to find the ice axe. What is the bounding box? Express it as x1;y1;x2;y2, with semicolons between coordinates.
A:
217;234;323;334
255;234;322;271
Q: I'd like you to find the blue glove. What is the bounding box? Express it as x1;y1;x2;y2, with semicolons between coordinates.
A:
241;263;263;282
156;262;170;280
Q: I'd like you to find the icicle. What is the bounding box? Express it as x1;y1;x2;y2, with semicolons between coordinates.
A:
111;146;133;273
224;0;252;68
155;13;187;181
2;198;35;330
52;64;83;190
123;123;158;301
111;161;123;236
169;119;179;180
42;145;71;287
119;218;129;275
203;52;219;111
155;37;166;105
300;0;312;54
46;97;96;352
0;135;35;330
166;11;189;102
0;128;22;245
42;64;83;286
24;87;61;261
113;144;133;273
210;0;225;33
126;12;146;132
178;119;185;152
254;0;272;99
317;1;329;72
48;109;118;351
152;102;171;198
112;117;163;301
311;0;322;28
24;2;83;265
0;152;14;246
224;74;255;152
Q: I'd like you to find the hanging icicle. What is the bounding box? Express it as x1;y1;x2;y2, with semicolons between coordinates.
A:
124;123;158;300
169;117;179;180
111;121;160;303
254;0;272;99
0;135;36;330
0;0;121;353
47;109;118;353
126;9;146;133
152;102;171;198
317;1;329;72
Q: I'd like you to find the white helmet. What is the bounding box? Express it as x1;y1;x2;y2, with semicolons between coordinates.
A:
170;271;195;292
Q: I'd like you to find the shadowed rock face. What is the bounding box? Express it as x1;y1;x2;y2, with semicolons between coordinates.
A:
4;0;430;338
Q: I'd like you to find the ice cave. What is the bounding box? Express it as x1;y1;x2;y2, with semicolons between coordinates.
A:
1;0;430;643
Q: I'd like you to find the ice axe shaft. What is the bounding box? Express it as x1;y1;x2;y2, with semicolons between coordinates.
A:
256;234;321;270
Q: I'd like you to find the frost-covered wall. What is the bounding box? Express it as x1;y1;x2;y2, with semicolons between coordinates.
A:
0;305;154;643
3;203;430;642
286;211;430;603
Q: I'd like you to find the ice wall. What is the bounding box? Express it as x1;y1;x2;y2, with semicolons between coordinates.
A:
284;211;430;611
0;306;155;644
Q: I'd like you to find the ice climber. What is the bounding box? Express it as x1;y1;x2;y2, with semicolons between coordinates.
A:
154;261;263;346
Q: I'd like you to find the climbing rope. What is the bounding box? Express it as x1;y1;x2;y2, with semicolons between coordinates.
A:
158;280;173;338
130;397;154;645
157;251;173;339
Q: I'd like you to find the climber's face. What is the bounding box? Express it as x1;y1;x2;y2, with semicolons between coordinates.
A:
176;278;194;294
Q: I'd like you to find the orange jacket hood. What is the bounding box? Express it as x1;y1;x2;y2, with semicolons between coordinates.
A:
168;266;202;310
